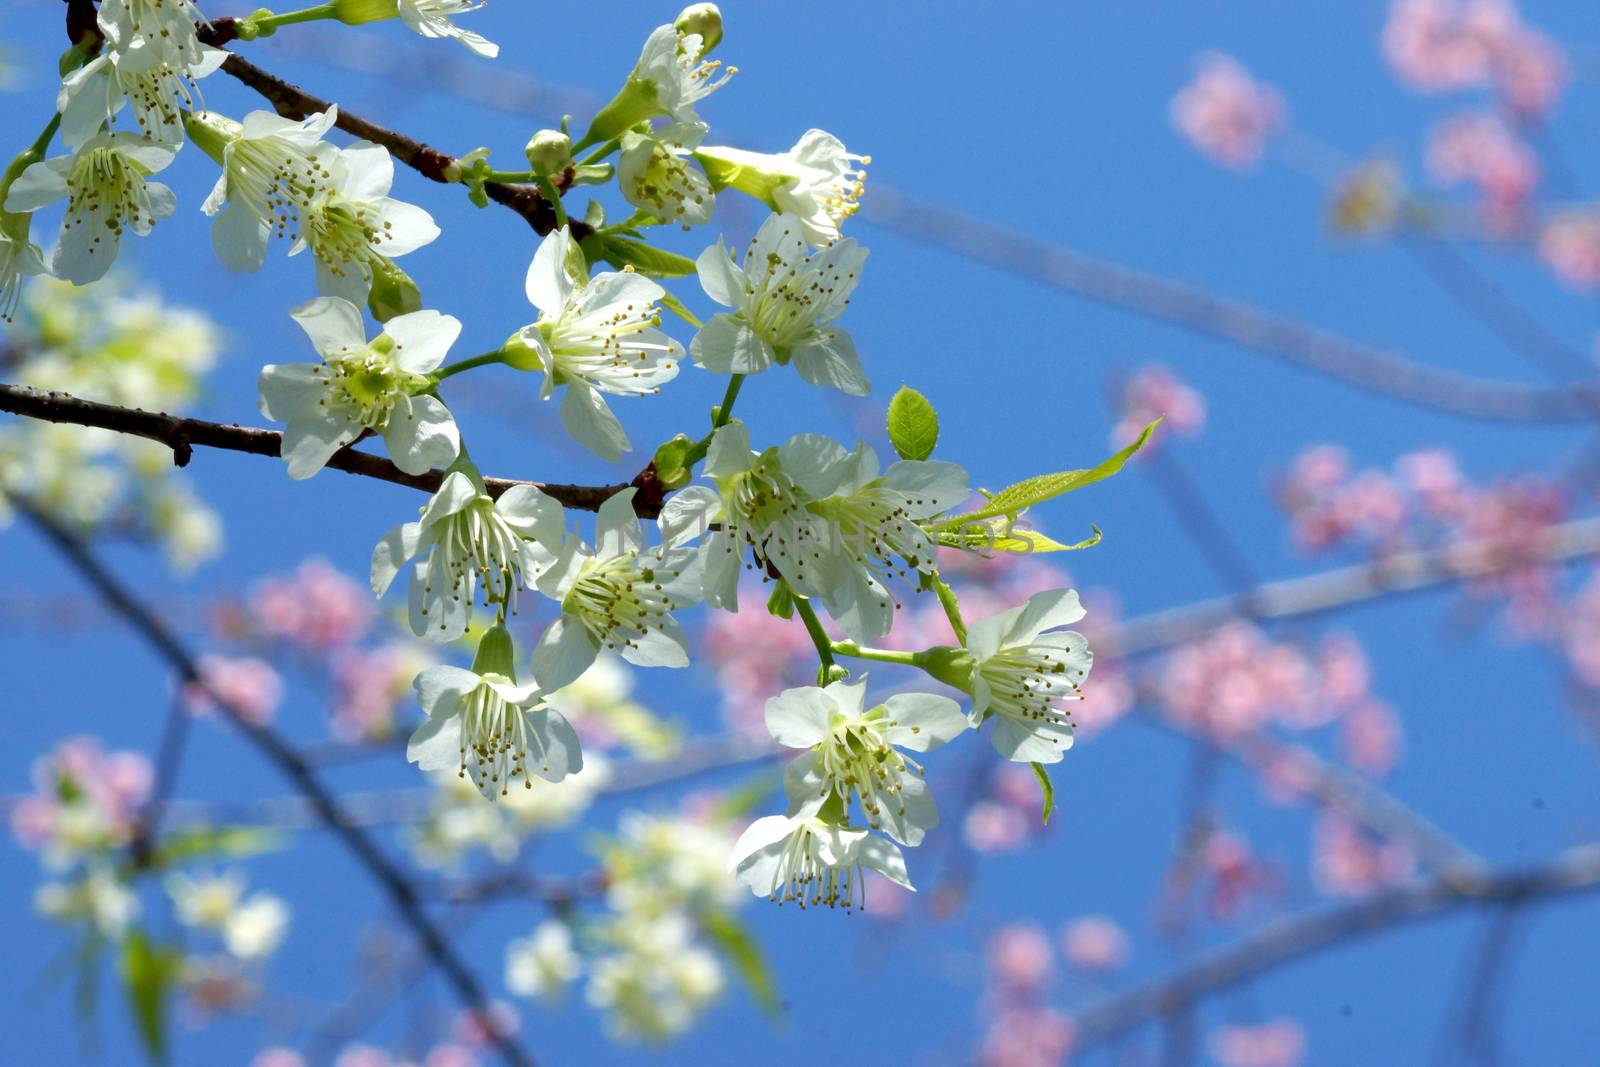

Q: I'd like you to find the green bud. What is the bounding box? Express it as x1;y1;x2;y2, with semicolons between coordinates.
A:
470;623;518;679
524;129;572;178
674;3;724;53
501;330;545;372
916;646;977;694
333;0;400;24
366;258;422;323
822;664;851;685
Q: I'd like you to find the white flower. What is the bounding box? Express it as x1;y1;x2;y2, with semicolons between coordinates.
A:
729;812;912;909
97;0;209;68
766;678;967;846
371;471;565;640
515;227;683;460
192;107;341;273
783;435;968;640
408;657;584;798
696;129;868;244
506;921;581;1002
532;487;702;690
292;140;440;304
585;911;723;1042
631;22;734;128
399;0;500;58
691;212;870;395
617;121;714;229
0;230;47;321
36;869;139;937
57;37;228;149
660;423;831;611
3;131;178;284
167;870;245;928
223;893;289;959
258;296;462;479
966;589;1094;764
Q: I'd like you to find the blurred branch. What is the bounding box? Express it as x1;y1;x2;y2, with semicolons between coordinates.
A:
0;383;654;515
1068;844;1600;1052
1104;517;1600;657
7;494;537;1067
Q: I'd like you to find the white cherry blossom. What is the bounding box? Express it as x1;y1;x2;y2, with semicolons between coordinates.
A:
57;37;227;149
258;296;462;479
0;231;47;321
966;589;1094;763
399;0;500;58
729;812;912;909
696;129;868;244
618;121;714;229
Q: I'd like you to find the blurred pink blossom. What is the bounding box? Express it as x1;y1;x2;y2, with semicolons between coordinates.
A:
185;655;283;726
1384;0;1565;114
1059;916;1129;972
965;802;1030;853
334;1047;391;1067
331;643;430;740
1539;213;1600;291
1112;365;1206;450
1341;701;1404;777
1209;1019;1307;1067
987;923;1054;992
1397;449;1467;519
1313;814;1415;896
454;1004;519;1049
702;584;820;732
979;1009;1075;1067
1171;53;1285;169
251;1051;308;1067
248;558;372;652
11;737;152;849
1426;111;1538;229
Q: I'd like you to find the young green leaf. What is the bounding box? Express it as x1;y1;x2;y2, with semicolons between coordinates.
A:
699;909;781;1016
120;930;177;1064
935;522;1103;555
886;385;939;461
1031;761;1055;824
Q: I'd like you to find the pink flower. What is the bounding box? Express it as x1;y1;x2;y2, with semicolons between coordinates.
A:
185;655;283;727
335;1047;392;1067
1209;1019;1307;1067
251;1051;308;1067
702;583;821;732
1384;0;1496;91
1539;213;1600;291
331;643;431;740
1426;111;1538;229
1111;364;1206;450
1059;916;1129;972
1317;633;1372;711
1313;814;1414;896
248;558;372;652
454;1004;518;1049
979;1009;1075;1067
13;738;153;848
1341;701;1403;777
422;1046;479;1067
1170;53;1286;169
987;924;1054;992
1397;449;1466;519
964;802;1029;853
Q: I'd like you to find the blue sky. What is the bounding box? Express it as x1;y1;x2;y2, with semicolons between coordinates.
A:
4;1;1600;1064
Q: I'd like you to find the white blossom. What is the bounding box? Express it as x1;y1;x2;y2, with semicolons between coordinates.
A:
371;471;564;640
222;893;289;959
57;37;227;149
691;212;869;395
0;230;47;321
97;0;209;68
966;589;1094;763
630;22;734;128
3;131;178;284
585;911;724;1042
532;487;702;690
506;921;582;1002
729;812;912;909
696;129;868;244
515;227;683;460
767;678;967;846
399;0;500;58
258;296;462;479
617;121;714;229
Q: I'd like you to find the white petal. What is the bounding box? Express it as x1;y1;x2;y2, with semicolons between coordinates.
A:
495;485;565;551
691;313;774;375
1002;589;1087;647
790;328;870;396
281;416;358;479
290;296;367;357
3;159;69;213
523;709;584;781
384;309;461;373
859;835;914;891
532;617;599;692
526;227;576;313
764;686;832;749
558;384;630;461
381;393;460;475
989;715;1074;764
371;521;422;596
211;198;270;273
882;693;969;752
406;705;463;771
695;238;745;307
659;485;720;548
595;487;642;557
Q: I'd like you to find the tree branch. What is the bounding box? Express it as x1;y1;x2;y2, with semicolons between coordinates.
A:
1067;844;1600;1052
0;383;656;515
8;494;537;1067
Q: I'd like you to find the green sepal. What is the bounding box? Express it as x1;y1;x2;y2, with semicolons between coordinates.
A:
652;434;694;490
585;234;698;278
766;582;795;619
471;624;517;678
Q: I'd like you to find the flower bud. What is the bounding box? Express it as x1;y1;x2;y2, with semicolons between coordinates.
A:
367;258;423;323
674;4;723;53
524;129;572;178
333;0;399;25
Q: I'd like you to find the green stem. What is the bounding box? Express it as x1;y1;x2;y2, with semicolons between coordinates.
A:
249;2;340;34
932;576;968;646
682;374;746;468
830;642;917;666
428;348;506;385
1;114;62;233
791;591;836;681
576;136;623;167
535;176;568;228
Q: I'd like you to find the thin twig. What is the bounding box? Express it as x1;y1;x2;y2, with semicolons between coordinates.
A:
9;495;536;1067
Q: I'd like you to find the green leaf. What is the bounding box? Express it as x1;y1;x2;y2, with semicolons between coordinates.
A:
144;825;281;869
937;420;1158;528
886;385;939;462
1031;762;1054;825
120;930;177;1064
590;235;698;278
699;909;780;1016
935;522;1103;555
657;290;702;328
652;434;694;490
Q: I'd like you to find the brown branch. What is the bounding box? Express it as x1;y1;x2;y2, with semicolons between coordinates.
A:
1067;844;1600;1053
197;38;589;240
0;383;661;516
8;493;537;1067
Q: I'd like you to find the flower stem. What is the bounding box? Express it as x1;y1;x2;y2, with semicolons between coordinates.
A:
535;176;568;228
790;590;836;681
1;113;62;233
681;374;746;468
428;349;507;385
246;2;340;35
830;642;918;666
932;576;968;645
576;136;623;167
